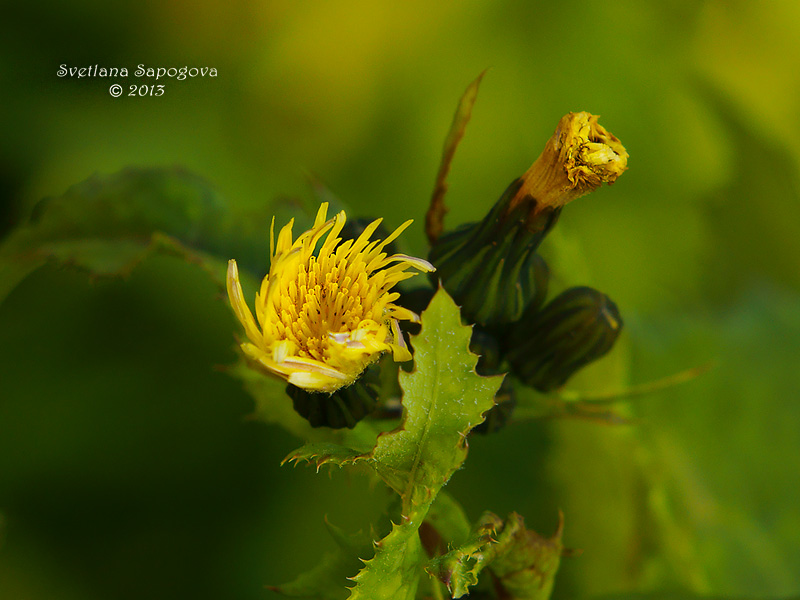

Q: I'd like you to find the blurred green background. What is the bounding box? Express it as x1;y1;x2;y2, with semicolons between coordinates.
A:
2;1;800;598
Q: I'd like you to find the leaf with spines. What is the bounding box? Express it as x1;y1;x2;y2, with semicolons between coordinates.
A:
347;521;423;600
288;288;501;600
426;511;565;600
367;287;502;519
347;289;501;599
286;288;502;516
425;511;504;598
282;443;365;471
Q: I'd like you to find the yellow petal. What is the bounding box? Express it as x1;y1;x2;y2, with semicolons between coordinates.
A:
226;260;262;345
389;318;412;362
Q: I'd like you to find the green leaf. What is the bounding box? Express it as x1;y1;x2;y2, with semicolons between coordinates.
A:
0;167;285;306
345;289;501;600
425;511;503;598
426;512;564;600
282;443;365;471
293;288;501;600
368;287;503;519
426;71;486;245
347;521;423;600
285;287;501;517
0;168;224;306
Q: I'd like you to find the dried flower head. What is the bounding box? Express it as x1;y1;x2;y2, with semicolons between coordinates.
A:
511;111;628;224
227;203;435;393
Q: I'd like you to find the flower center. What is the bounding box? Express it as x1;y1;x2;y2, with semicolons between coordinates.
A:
269;251;382;362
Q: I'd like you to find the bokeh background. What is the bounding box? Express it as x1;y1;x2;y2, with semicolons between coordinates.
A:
2;1;800;598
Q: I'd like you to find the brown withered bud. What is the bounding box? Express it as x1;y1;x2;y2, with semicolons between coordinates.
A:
509;112;628;230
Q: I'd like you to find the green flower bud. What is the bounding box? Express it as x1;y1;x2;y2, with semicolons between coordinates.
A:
506;286;623;392
286;362;382;429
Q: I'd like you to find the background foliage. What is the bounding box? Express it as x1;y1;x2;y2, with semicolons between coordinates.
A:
2;1;800;598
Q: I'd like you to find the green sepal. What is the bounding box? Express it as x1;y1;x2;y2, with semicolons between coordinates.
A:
287;362;382;430
428;179;553;328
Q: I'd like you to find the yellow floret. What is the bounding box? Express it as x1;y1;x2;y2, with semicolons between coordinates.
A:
227;203;435;393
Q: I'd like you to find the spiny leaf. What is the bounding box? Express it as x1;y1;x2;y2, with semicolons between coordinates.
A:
282;443;365;471
283;288;502;518
425;511;503;598
346;521;423;600
488;513;564;600
428;511;565;600
322;289;500;600
425;71;486;245
368;287;503;519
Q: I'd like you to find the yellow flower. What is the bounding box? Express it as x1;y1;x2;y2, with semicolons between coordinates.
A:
227;203;435;393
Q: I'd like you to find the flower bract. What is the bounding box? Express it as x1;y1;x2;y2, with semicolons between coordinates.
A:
227;203;434;393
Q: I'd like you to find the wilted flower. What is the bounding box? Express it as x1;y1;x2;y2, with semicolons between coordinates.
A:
227;203;434;393
509;111;628;224
429;112;626;328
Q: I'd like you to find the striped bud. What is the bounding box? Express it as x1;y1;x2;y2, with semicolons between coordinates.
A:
428;182;553;328
506;286;623;392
